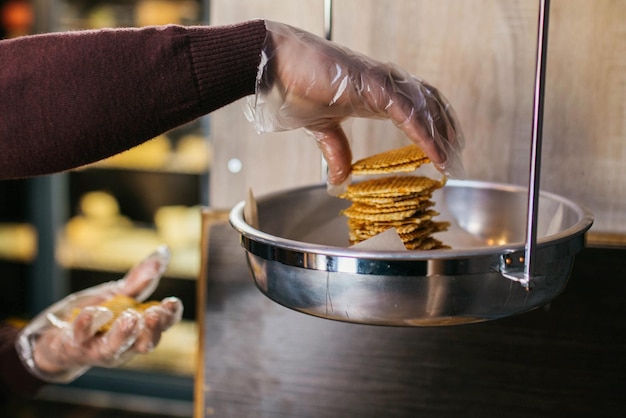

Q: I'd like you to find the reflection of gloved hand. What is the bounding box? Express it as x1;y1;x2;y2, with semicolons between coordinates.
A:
16;246;183;383
245;20;465;186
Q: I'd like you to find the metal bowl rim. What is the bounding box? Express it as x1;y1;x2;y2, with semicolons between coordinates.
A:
229;179;594;261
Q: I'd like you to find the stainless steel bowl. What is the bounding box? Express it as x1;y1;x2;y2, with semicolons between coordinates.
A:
229;180;593;326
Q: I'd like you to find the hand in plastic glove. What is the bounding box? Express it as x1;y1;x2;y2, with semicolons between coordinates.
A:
16;246;183;383
245;20;465;187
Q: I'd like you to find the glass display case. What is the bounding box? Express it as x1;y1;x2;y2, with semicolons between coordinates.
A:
1;0;208;413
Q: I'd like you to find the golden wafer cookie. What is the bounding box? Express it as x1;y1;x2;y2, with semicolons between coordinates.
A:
70;294;161;333
340;144;450;250
348;218;444;242
342;205;419;222
404;236;449;250
348;195;434;208
348;225;392;241
348;213;439;236
394;221;433;235
341;176;443;199
98;295;160;333
373;210;439;228
398;221;450;242
375;197;433;209
343;200;434;215
347;192;434;205
345;208;436;229
351;145;429;175
348;209;438;229
347;220;391;235
398;223;438;242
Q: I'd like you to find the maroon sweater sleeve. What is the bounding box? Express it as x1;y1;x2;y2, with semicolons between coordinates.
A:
0;323;45;400
0;20;267;179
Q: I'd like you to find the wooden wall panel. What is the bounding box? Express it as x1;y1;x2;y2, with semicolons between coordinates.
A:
208;0;326;209
332;0;626;237
540;0;626;238
208;0;626;237
332;0;538;182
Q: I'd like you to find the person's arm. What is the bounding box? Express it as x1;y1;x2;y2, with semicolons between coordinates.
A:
246;21;464;184
0;21;267;179
1;20;462;184
0;322;46;400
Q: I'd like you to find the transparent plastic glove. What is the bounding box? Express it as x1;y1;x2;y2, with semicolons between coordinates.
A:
245;20;465;186
15;245;183;383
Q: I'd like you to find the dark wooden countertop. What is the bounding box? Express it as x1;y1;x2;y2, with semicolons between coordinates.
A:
198;222;626;418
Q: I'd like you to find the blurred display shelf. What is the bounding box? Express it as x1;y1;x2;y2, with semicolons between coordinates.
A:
58;180;203;279
82;133;212;175
57;233;200;279
5;0;210;406
55;132;208;402
0;222;37;262
57;0;203;31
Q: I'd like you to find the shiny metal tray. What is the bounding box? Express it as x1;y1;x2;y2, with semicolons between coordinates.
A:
229;180;593;326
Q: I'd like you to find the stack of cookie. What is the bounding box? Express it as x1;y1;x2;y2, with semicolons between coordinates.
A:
339;145;450;250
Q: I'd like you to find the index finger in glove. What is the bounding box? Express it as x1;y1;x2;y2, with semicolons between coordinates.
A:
405;83;465;178
131;297;183;354
118;245;170;302
365;67;465;178
85;309;143;366
307;123;352;187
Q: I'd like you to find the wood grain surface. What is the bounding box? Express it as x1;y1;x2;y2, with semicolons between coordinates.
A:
198;222;626;418
208;0;626;239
